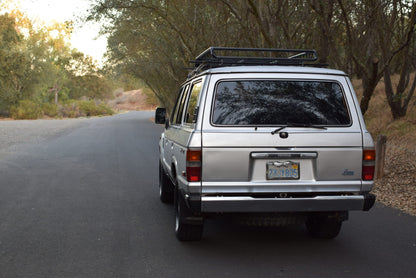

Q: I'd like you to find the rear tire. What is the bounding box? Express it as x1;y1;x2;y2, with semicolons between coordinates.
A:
175;189;203;241
159;161;174;204
306;215;342;239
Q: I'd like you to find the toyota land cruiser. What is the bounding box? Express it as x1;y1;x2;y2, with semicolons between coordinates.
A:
155;47;376;241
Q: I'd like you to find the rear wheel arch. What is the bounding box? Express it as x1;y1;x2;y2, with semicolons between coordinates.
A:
170;162;178;185
174;186;204;241
159;161;174;203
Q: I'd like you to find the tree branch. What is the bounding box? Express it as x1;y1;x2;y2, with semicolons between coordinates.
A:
247;0;273;47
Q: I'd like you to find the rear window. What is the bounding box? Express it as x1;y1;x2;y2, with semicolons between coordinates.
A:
212;80;350;126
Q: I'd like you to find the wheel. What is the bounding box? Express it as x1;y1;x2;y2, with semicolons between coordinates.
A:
175;189;203;241
159;161;174;203
306;215;342;239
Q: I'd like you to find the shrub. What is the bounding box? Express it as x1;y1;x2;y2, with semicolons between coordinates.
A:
59;101;81;118
10;100;42;119
78;100;114;117
78;100;96;116
42;103;58;117
8;99;114;119
97;102;114;116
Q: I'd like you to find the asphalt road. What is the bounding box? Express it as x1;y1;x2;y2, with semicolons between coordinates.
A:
0;111;415;278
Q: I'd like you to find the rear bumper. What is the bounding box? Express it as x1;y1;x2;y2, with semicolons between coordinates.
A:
199;193;376;213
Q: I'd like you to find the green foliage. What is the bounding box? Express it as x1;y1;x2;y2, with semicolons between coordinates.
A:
77;100;114;117
89;0;416;119
0;8;117;118
10;100;42;119
58;101;81;118
97;102;114;116
142;88;159;107
42;103;58;117
89;0;334;109
69;74;113;100
55;100;114;118
7;99;114;120
0;13;27;112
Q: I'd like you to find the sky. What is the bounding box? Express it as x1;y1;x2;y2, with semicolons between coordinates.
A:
11;0;107;66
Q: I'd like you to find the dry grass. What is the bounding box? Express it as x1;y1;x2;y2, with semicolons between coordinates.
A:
357;73;416;140
353;73;416;215
107;89;159;112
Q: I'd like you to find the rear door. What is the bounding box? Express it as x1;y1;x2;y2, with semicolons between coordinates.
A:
201;73;363;195
163;84;189;174
164;78;205;189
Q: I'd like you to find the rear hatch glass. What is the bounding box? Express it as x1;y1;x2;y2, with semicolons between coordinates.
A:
212;80;350;126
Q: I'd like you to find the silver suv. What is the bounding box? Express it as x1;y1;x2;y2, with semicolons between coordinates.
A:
155;47;376;241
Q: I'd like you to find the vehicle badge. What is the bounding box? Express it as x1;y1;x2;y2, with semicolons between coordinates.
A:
342;169;354;176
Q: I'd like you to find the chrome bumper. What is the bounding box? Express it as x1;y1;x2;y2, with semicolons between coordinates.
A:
200;194;375;213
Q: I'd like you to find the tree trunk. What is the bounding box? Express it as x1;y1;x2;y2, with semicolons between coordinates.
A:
49;83;60;105
54;89;58;105
378;2;416;119
384;67;406;119
309;0;335;64
384;66;416;119
359;57;380;115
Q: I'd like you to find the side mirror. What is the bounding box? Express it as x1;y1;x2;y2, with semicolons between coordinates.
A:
155;107;167;124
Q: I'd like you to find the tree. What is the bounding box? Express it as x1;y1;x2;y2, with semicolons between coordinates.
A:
89;0;232;109
88;0;416;118
377;0;416;119
337;0;389;115
1;1;113;116
0;13;27;113
308;0;342;65
88;0;327;108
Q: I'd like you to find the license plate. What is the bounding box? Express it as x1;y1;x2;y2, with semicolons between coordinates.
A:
267;161;300;180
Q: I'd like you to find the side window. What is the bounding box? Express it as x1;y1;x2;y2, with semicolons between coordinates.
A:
171;85;189;125
170;89;182;125
184;81;202;124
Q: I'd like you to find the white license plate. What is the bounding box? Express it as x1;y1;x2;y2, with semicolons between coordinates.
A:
267;161;300;180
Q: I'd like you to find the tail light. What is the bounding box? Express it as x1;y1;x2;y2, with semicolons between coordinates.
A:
362;149;375;181
186;149;201;182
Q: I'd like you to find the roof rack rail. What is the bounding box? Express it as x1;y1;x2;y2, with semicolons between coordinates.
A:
190;47;320;70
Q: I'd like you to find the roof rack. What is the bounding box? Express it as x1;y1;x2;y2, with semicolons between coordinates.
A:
190;47;321;71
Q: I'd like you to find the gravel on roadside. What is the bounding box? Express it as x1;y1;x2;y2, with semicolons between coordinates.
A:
0;118;89;151
372;140;416;216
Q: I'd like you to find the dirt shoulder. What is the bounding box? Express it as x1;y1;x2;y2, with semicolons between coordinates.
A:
354;74;416;216
107;89;157;112
0;118;88;151
372;138;416;216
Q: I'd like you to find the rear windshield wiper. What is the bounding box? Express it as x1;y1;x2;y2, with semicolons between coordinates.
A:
271;124;327;135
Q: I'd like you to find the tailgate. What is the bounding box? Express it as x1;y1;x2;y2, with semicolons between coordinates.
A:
202;129;363;194
200;76;364;195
